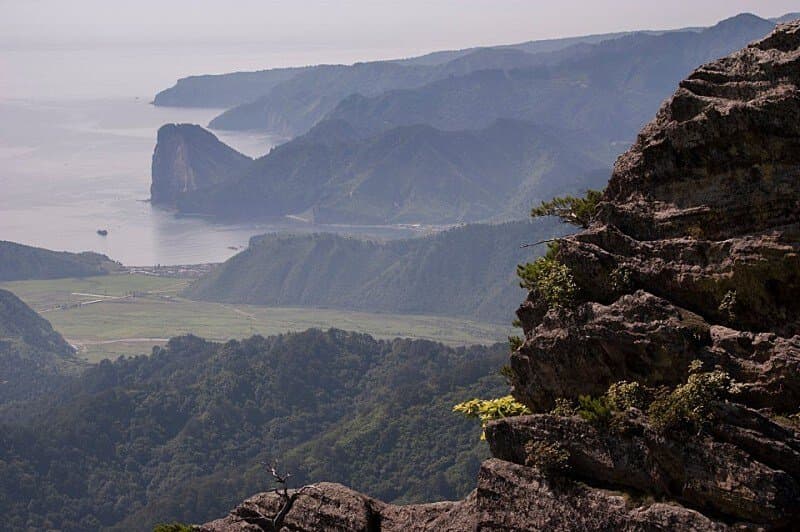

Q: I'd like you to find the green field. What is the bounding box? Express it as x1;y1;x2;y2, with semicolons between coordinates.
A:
1;274;511;362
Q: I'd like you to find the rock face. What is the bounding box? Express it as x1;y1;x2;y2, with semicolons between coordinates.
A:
513;20;800;407
199;483;477;532
200;21;800;531
509;20;800;529
150;124;252;206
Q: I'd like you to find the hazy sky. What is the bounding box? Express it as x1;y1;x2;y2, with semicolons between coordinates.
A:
2;0;798;51
1;0;798;99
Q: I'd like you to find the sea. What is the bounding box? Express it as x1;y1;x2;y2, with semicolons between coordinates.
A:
0;42;424;265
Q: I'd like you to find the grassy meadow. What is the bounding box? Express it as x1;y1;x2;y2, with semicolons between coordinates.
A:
1;274;511;362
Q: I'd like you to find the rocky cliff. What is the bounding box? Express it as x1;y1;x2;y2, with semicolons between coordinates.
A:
199;21;800;531
150;124;252;206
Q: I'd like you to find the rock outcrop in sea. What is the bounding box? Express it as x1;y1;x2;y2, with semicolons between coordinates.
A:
200;21;800;531
150;124;252;206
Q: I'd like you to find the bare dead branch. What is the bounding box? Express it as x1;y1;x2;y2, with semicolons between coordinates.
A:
520;238;560;249
235;462;320;531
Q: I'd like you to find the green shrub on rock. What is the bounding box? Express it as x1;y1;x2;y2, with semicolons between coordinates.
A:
453;395;532;439
153;524;194;532
577;395;613;426
530;189;603;228
550;397;578;417
605;381;649;411
648;362;731;432
517;255;578;310
609;265;633;293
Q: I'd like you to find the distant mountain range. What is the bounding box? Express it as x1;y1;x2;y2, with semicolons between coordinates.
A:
149;13;785;224
185;220;571;323
152;29;652;111
154;120;610;223
324;14;776;141
155;13;779;140
0;241;120;282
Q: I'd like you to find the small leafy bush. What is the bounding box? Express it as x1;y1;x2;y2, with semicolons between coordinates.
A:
524;440;570;475
453;395;532;439
648;362;731;432
153;524;194;532
577;395;613;426
530;189;603;228
517;256;577;310
605;381;648;411
508;335;523;352
550;398;578;417
499;364;517;385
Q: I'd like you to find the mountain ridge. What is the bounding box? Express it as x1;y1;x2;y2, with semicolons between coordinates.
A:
152;27;674;110
149;13;778;225
205;13;777;138
324;14;776;141
154;118;611;224
184;220;572;323
0;240;121;282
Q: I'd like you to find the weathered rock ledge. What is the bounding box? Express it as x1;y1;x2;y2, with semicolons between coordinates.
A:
508;19;800;529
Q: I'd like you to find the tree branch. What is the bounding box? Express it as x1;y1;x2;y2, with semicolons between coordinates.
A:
233;462;321;531
520;238;559;249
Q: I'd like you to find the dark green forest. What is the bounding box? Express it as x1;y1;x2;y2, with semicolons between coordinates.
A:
0;289;83;404
0;326;507;531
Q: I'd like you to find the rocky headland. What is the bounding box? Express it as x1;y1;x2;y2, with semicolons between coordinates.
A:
150;124;252;206
199;21;800;531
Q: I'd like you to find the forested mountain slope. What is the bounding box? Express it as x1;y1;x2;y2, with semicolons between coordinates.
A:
154;118;610;223
185;220;571;323
0;289;82;405
0;329;507;531
0;241;120;281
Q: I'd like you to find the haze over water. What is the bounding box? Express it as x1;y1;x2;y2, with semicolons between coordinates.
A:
0;44;419;266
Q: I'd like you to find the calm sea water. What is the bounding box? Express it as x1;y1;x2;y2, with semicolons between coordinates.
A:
0;44;422;265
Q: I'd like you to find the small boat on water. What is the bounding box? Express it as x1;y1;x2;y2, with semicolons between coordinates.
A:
97;229;108;236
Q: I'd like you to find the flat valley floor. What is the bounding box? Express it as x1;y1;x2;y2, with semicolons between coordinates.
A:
1;274;510;362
